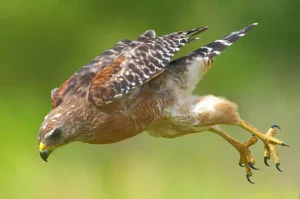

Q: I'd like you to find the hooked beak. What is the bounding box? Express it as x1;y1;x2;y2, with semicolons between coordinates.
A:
39;142;51;162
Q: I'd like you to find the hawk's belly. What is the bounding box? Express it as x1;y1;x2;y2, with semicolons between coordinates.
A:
86;114;144;144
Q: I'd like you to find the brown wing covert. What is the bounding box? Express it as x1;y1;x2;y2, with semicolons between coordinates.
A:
52;39;132;108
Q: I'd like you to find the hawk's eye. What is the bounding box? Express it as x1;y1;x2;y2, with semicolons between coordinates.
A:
49;128;62;141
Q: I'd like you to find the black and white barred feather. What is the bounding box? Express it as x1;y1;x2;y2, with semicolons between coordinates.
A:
165;23;257;93
189;23;257;59
89;27;208;105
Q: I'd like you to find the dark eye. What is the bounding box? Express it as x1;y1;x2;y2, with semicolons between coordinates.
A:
49;128;62;140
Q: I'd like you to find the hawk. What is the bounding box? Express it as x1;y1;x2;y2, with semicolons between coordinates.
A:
38;23;289;183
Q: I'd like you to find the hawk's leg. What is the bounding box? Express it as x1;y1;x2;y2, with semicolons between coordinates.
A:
209;125;258;184
168;95;288;183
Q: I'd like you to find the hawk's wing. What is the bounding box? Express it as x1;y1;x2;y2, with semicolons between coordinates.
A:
89;27;208;106
52;39;132;108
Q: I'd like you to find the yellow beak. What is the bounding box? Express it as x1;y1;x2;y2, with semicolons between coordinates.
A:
39;142;51;162
39;142;47;150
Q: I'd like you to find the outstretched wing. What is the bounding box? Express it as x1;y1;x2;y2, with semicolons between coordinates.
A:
52;39;132;108
89;27;208;106
166;23;257;93
188;23;257;58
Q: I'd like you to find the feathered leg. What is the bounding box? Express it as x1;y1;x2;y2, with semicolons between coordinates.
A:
169;95;288;183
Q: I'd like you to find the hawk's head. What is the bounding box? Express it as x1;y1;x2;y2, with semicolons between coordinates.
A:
38;105;84;162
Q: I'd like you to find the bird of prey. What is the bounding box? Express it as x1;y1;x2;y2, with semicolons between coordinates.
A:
38;23;288;183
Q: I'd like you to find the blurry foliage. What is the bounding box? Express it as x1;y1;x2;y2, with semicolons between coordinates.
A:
0;0;299;198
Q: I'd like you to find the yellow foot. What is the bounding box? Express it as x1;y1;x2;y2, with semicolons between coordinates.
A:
236;135;259;184
240;121;289;176
263;125;290;171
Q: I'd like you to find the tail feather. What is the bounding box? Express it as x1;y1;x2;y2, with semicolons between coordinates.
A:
191;23;257;58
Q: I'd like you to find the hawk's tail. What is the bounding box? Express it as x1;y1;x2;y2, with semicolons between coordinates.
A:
190;23;257;58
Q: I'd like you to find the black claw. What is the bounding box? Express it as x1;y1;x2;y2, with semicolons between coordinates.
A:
248;162;259;170
264;157;270;166
239;162;244;167
282;142;290;147
271;125;281;130
276;163;283;172
246;174;255;184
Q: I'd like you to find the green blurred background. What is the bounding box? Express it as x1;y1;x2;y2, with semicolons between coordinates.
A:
1;0;299;198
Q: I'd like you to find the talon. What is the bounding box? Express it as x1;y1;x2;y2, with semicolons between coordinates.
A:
282;143;290;147
276;163;283;172
239;121;288;181
264;157;270;166
246;174;254;184
271;125;281;130
248;162;259;170
239;162;244;167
